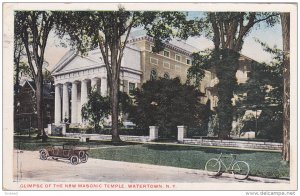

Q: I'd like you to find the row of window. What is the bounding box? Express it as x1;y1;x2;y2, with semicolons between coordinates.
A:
150;46;191;65
150;57;186;72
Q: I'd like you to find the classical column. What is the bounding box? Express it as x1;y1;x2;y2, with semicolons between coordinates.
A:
101;77;107;97
91;78;98;93
80;79;88;123
62;83;70;122
54;84;61;124
71;81;78;123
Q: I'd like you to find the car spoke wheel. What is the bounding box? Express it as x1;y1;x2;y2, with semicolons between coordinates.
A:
40;149;48;160
70;155;79;165
80;153;88;163
205;158;221;176
78;151;85;159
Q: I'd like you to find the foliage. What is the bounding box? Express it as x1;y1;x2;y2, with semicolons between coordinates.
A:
81;91;111;130
54;8;198;142
81;90;133;130
15;11;56;140
129;77;210;138
187;12;280;139
236;42;284;141
188;49;240;138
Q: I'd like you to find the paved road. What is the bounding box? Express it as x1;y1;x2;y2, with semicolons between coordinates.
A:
14;150;288;184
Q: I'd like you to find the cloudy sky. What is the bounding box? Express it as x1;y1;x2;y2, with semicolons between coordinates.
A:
45;12;282;70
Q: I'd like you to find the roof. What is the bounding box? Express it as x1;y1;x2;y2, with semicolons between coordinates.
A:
22;80;54;98
128;29;199;55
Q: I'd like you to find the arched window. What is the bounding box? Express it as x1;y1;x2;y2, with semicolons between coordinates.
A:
163;72;170;79
150;69;157;80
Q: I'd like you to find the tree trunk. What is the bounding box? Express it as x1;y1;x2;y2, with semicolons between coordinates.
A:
281;13;290;162
14;49;21;131
215;49;240;139
110;43;121;143
36;70;47;141
110;79;121;142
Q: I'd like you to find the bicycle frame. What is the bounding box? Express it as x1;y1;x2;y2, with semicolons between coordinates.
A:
216;153;237;172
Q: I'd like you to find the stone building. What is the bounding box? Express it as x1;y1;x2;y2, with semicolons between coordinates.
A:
51;30;254;128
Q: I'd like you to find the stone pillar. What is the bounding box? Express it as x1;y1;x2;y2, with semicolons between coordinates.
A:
101;77;107;97
149;126;159;141
47;124;52;135
62;83;70;122
54;84;61;124
80;79;88;123
62;124;66;136
71;82;78;123
177;125;187;143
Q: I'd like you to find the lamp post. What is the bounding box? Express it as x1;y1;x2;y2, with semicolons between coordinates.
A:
253;105;258;137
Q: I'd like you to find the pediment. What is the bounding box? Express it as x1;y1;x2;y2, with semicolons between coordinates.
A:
52;50;104;75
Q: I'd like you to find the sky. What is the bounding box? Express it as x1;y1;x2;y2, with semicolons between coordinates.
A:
184;12;282;63
45;12;283;70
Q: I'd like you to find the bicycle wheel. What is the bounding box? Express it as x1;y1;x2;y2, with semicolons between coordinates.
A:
205;158;221;176
231;161;250;180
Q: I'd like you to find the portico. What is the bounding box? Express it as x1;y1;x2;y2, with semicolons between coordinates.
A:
51;47;142;126
54;77;107;124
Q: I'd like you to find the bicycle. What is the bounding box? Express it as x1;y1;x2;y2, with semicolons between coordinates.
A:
205;153;250;180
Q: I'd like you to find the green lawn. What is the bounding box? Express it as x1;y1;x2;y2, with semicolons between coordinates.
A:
14;135;134;151
14;136;289;179
89;144;289;179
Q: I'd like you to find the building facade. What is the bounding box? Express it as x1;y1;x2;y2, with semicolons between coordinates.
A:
51;31;253;128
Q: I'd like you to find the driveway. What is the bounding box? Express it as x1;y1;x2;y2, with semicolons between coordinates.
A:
13;150;288;184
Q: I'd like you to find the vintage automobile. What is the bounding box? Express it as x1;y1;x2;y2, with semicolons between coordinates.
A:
39;144;89;165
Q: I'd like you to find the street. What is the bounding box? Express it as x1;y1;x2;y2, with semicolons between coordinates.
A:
14;150;288;184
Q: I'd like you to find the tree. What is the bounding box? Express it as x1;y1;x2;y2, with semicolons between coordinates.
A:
235;42;284;141
81;90;132;131
81;91;110;131
130;77;209;138
55;8;197;142
15;11;55;141
188;12;279;139
280;13;290;161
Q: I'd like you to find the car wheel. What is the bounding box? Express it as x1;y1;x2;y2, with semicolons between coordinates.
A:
40;149;48;160
70;155;79;165
81;153;88;163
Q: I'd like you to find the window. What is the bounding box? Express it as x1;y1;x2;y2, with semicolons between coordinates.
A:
175;54;181;62
150;46;155;52
129;82;136;95
164;73;170;79
150;57;158;65
175;64;181;72
186;59;191;65
163;50;170;57
163;61;170;69
150;69;157;80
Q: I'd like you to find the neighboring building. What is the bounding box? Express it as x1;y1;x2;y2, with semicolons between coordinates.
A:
205;54;255;110
51;30;253;128
14;80;55;131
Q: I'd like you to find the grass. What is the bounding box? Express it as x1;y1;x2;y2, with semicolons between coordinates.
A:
14;136;289;179
14;135;133;151
89;144;289;179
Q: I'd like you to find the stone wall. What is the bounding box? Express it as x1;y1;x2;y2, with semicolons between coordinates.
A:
65;133;150;142
182;138;282;151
